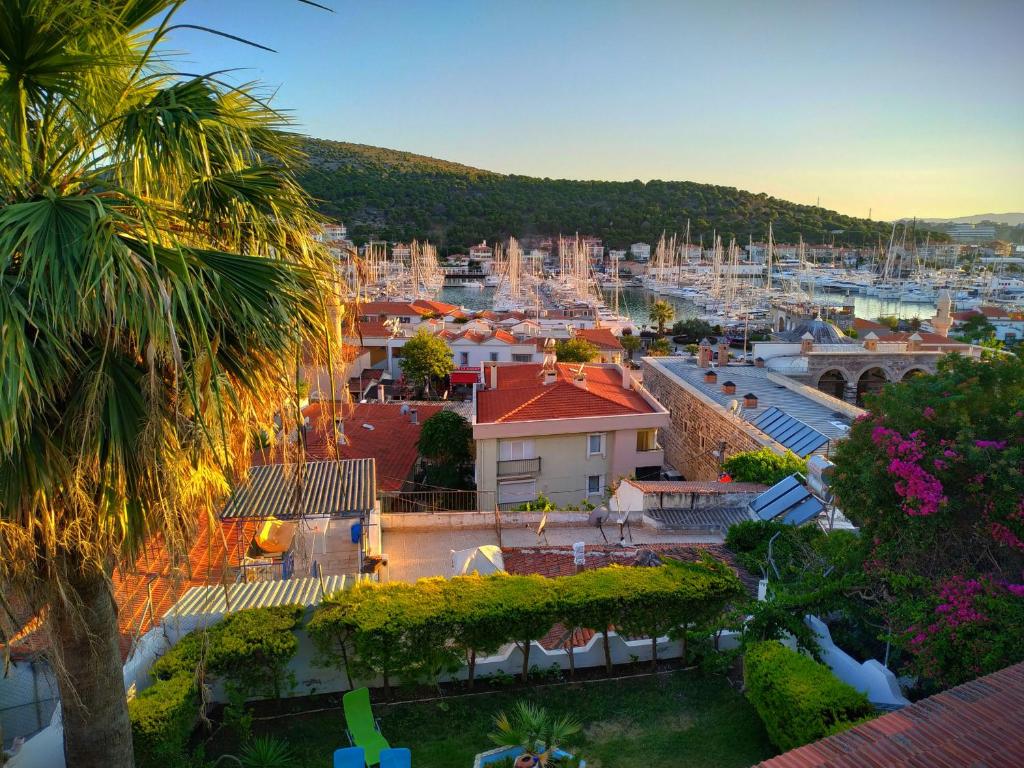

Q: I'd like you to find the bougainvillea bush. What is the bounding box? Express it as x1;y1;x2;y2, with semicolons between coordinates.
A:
831;353;1024;688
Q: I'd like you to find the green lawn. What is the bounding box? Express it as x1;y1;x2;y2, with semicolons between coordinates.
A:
217;671;776;768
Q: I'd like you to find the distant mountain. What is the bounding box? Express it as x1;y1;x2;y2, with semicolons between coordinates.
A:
914;213;1024;226
297;138;938;251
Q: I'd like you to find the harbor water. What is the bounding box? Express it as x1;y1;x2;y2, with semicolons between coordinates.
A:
439;285;938;328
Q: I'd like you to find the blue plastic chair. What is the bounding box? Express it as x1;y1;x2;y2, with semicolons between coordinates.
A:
380;747;411;768
335;746;367;768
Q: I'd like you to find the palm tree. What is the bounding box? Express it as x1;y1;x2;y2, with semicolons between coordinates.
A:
648;299;675;335
490;701;581;768
619;333;641;360
0;3;337;766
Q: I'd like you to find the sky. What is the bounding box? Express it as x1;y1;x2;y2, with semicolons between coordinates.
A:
172;0;1024;221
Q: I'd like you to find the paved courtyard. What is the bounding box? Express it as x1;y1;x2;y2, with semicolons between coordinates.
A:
381;522;721;582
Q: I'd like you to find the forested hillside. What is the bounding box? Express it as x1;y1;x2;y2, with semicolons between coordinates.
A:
297;138;931;251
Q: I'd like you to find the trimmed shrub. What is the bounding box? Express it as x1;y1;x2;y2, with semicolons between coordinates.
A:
129;673;198;768
723;448;807;487
132;605;303;765
743;641;874;750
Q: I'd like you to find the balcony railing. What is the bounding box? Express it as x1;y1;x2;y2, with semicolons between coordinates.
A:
497;457;542;476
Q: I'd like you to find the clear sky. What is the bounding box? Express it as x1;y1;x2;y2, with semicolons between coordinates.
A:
172;0;1023;220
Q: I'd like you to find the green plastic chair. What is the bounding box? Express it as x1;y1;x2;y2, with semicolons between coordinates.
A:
343;688;390;766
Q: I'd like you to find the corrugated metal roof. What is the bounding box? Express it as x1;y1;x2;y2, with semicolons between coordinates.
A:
752;407;829;457
749;474;824;525
162;575;363;619
220;459;376;520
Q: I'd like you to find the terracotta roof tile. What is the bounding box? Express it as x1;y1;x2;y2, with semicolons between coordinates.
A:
574;327;624;350
476;363;654;423
255;401;444;492
755;661;1024;768
624;479;768;494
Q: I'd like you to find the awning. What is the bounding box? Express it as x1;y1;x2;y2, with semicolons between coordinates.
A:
450;367;481;384
220;458;377;520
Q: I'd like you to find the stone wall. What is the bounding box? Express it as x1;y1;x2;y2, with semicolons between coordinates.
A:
642;363;767;480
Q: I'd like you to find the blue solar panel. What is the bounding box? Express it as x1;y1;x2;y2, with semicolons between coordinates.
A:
781;496;824;525
749;473;823;525
752;407;829;457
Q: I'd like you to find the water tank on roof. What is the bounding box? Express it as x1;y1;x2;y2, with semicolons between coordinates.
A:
806;455;834;502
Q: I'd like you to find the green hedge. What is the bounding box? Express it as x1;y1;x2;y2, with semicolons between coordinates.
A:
308;559;744;693
132;605;303;766
743;641;874;751
128;674;198;768
722;448;807;487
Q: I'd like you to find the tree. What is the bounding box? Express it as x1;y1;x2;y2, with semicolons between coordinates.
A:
877;315;901;331
648;299;675;335
554;338;599;363
648;337;673;356
672;317;717;341
620;333;642;360
0;3;335;766
723;448;808;486
400;328;454;395
956;313;997;342
417;411;474;488
831;354;1024;688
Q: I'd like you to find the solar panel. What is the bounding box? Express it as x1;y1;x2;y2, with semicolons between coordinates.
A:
752;407;830;457
748;473;823;526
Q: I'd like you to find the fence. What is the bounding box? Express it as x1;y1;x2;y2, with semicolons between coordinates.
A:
379;489;495;513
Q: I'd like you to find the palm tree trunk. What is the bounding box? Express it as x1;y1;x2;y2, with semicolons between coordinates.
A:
51;566;135;768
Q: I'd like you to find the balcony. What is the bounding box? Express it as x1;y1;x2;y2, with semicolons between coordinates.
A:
497;457;542;476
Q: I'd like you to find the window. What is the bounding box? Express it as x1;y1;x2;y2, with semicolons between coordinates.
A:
498;479;537;505
499;439;535;461
459;352;469;365
512;353;532;363
636;429;658;452
489;352;499;362
587;474;604;496
587;433;606;456
399;316;410;324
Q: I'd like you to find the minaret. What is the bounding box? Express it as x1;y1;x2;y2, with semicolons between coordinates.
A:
932;291;953;338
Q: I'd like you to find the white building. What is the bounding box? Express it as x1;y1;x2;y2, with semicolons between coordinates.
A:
630;242;651;262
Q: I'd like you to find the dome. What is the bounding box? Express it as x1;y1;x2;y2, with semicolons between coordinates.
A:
779;316;852;344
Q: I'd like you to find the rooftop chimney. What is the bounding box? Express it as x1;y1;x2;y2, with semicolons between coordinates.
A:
409;408;418;425
697;338;713;368
721;380;736;395
543;368;558;385
907;332;923;351
572;365;587;390
717;340;730;364
800;332;814;354
754;357;765;368
489;363;498;389
863;331;879;351
743;392;758;409
704;370;718;384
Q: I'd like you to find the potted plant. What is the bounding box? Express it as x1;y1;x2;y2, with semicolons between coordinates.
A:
476;701;582;768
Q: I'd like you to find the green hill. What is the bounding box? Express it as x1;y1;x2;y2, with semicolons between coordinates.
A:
297;137;932;251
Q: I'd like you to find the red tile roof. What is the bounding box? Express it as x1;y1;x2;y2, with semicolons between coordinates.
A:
624;479;768;494
476;363;655;424
853;318;891;333
4;517;256;661
255;401;444;492
353;320;394;339
755;661;1024;768
884;331;971;348
356;301;432;318
574;327;624;351
411;299;459;315
952;305;1022;321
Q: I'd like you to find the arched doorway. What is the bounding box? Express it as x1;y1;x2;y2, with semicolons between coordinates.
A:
777;317;786;332
902;368;927;381
856;367;889;405
817;369;847;400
